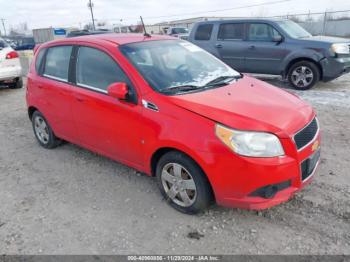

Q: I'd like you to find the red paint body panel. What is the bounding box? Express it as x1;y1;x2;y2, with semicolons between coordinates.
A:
26;34;320;210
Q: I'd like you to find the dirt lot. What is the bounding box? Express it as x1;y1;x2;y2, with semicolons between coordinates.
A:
0;74;349;255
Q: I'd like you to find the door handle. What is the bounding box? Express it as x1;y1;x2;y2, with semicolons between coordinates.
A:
38;85;44;89
215;43;223;48
249;45;256;50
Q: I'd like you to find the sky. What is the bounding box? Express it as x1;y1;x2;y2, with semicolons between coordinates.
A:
1;0;350;31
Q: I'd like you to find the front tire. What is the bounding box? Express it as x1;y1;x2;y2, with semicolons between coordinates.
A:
156;151;213;214
287;61;320;90
32;111;62;149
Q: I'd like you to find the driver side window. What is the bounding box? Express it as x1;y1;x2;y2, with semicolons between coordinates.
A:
76;46;131;92
248;23;280;41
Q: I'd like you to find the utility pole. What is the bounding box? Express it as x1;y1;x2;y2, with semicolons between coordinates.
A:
87;0;96;30
0;18;6;36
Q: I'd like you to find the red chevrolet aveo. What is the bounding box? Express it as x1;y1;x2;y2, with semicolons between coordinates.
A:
26;34;320;214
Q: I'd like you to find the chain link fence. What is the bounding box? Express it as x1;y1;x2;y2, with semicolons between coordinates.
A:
147;10;350;37
272;10;350;37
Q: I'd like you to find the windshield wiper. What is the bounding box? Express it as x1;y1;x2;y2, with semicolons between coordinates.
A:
162;84;202;93
204;75;241;87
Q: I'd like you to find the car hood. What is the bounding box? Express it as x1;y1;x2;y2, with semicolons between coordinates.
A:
166;76;314;138
301;35;350;44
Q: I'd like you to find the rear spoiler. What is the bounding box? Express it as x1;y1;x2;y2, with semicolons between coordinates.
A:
33;44;42;54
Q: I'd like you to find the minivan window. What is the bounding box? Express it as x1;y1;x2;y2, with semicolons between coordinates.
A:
218;23;244;40
248;23;279;41
43;46;72;81
76;46;130;92
35;48;46;74
194;24;213;41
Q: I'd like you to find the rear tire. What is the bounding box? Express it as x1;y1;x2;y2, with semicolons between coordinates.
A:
9;78;23;89
156;151;213;214
32;111;62;149
287;61;320;90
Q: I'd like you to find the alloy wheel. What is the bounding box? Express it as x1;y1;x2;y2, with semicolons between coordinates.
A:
161;163;197;207
291;66;314;88
34;116;50;144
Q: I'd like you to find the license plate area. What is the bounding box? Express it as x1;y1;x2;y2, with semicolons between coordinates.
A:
301;149;320;181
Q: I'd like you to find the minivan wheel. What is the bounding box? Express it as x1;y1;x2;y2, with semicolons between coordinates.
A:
156;151;213;214
9;78;23;89
32;111;61;149
287;61;320;90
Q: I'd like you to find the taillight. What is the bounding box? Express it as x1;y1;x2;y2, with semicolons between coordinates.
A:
6;51;19;59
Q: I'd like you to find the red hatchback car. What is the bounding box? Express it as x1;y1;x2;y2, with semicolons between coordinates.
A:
26;34;321;214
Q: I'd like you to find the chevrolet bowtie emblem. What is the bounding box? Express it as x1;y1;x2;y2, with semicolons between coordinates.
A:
312;140;319;151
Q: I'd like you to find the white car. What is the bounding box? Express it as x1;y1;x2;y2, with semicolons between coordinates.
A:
0;37;23;88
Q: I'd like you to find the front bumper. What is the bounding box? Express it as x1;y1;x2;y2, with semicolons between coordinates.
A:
203;132;321;210
320;56;350;82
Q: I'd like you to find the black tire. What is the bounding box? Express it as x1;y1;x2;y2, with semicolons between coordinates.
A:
31;111;62;149
287;61;320;90
9;78;23;89
156;151;213;214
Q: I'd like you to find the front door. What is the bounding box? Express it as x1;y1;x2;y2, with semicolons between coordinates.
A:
71;46;143;166
244;23;286;74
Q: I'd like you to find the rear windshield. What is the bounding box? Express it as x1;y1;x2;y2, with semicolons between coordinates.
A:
0;38;9;48
172;28;189;34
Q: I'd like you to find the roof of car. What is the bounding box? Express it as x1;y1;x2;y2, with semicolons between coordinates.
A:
195;18;287;24
51;33;175;46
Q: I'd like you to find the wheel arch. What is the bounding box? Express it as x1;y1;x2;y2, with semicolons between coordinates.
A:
28;106;39;120
284;57;323;80
150;146;216;200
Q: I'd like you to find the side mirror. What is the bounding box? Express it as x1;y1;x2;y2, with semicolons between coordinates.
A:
272;35;283;43
107;82;129;100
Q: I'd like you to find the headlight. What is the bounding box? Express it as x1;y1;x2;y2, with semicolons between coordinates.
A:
215;124;285;157
331;43;349;54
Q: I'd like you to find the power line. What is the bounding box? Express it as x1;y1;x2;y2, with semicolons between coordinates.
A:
103;0;293;21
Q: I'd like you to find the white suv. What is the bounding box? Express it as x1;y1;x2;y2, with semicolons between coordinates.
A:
0;37;23;88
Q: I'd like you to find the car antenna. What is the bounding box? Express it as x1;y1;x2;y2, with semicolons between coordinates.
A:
140;16;151;37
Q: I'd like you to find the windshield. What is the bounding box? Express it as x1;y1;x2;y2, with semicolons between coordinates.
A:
172;28;189;34
277;20;312;38
119;40;240;93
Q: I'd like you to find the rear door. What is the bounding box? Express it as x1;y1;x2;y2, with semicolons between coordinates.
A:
70;45;143;166
34;45;77;141
244;23;286;74
215;22;246;71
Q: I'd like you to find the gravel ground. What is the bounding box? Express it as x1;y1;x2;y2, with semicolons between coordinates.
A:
0;74;349;255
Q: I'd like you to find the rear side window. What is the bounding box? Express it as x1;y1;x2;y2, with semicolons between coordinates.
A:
76;46;130;92
218;23;244;40
43;46;72;81
194;24;213;40
35;49;45;74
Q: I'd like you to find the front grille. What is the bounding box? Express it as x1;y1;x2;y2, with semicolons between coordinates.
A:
294;118;318;150
301;149;320;181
